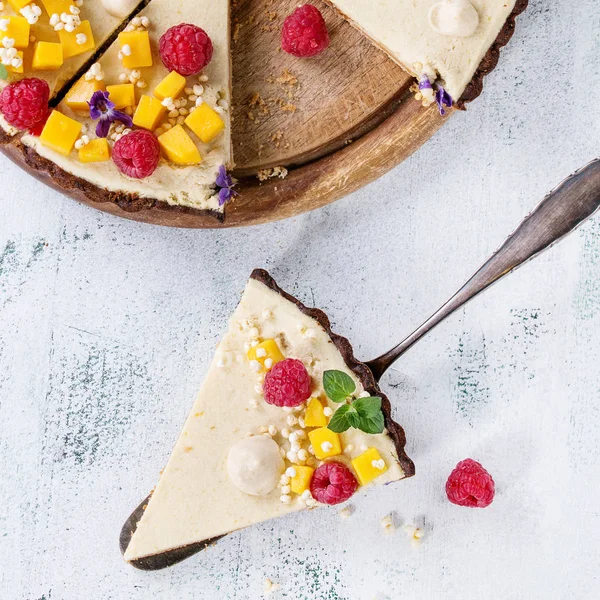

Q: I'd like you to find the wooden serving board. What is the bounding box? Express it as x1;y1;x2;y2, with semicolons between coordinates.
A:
1;0;446;228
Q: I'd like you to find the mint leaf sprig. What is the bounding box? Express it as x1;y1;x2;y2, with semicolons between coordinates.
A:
323;370;385;435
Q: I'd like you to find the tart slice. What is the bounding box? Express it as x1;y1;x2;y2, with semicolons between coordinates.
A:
324;0;528;109
121;269;414;569
0;0;147;138
4;0;232;216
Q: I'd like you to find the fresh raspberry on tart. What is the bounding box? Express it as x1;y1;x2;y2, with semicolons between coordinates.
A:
0;78;49;130
112;130;161;179
310;461;358;505
159;23;213;76
263;358;312;407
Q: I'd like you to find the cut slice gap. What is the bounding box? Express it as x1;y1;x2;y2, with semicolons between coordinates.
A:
50;0;153;107
121;269;414;569
16;0;232;216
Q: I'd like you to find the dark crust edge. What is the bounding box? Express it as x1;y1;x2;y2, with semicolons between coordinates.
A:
456;0;529;108
120;268;415;571
322;0;528;109
0;137;224;221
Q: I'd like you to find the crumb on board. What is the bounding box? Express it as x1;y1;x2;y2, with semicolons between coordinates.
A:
257;166;288;181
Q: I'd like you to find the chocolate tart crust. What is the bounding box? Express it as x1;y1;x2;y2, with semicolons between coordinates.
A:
322;0;529;109
119;268;415;570
0;138;224;222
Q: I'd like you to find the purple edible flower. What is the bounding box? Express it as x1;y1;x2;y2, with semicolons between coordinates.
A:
418;74;433;91
435;84;453;116
215;165;238;206
88;90;133;138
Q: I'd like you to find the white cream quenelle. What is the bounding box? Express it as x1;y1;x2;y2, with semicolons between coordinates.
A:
429;0;480;38
227;436;285;496
100;0;140;19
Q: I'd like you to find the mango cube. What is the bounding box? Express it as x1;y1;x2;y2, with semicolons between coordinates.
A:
154;71;186;101
158;125;201;165
39;110;82;156
66;78;105;111
59;20;95;58
184;103;225;144
133;95;166;131
40;0;73;14
6;51;24;74
105;83;136;110
290;465;314;495
78;138;110;163
351;448;388;486
3;17;30;49
118;30;152;69
308;427;342;460
304;398;327;428
247;339;284;373
6;0;31;11
32;41;64;71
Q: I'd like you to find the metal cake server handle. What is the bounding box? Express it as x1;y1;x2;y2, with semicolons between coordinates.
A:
366;159;600;381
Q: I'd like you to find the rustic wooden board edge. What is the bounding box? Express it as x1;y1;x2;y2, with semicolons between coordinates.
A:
0;95;445;229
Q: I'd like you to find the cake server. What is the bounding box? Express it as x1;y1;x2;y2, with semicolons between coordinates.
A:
366;159;600;380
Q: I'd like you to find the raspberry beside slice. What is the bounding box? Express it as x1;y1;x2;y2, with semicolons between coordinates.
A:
281;4;330;58
0;78;50;130
446;459;495;508
159;23;213;76
112;130;161;179
263;358;311;407
310;461;358;505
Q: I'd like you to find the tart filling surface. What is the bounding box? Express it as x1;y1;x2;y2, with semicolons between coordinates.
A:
123;270;414;564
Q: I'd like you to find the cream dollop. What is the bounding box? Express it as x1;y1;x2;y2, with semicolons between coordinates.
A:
227;436;285;496
100;0;139;18
429;0;480;38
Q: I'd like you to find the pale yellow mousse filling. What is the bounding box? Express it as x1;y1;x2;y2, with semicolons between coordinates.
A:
327;0;518;101
124;277;406;562
20;0;232;211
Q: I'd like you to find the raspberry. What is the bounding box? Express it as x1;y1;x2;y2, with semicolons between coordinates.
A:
0;78;50;130
263;358;311;407
112;130;161;179
310;461;358;505
281;4;330;58
159;23;213;76
446;459;495;508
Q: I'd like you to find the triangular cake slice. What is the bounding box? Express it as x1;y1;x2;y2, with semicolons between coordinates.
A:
121;269;414;569
7;0;232;216
324;0;527;106
0;0;149;138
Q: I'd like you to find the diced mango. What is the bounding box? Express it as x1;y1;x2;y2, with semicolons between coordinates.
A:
290;465;314;495
66;78;105;111
2;16;30;49
132;95;166;131
59;20;95;59
6;51;24;74
158;125;201;165
304;398;327;428
39;110;82;156
308;427;342;460
118;30;152;69
351;448;388;486
6;0;31;11
40;0;73;14
184;102;225;144
153;71;186;101
78;138;110;163
246;339;284;373
105;83;136;110
32;41;63;71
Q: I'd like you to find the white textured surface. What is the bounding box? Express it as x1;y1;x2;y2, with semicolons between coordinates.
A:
1;1;599;598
